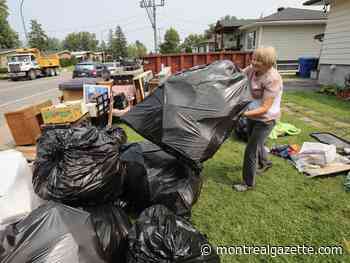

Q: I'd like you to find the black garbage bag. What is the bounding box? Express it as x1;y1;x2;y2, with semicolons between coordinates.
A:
234;115;249;142
121;60;251;170
84;203;132;263
0;202;107;263
33;126;126;206
120;141;203;218
127;205;220;263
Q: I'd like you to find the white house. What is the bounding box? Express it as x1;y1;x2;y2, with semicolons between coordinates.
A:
304;0;350;87
239;7;327;63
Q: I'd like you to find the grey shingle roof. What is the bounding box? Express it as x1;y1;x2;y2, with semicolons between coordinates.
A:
219;19;257;28
303;0;329;6
259;7;327;22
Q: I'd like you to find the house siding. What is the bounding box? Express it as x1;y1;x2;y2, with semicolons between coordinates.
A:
319;0;350;65
259;24;325;61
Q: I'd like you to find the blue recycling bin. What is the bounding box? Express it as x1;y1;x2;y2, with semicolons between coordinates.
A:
298;57;318;78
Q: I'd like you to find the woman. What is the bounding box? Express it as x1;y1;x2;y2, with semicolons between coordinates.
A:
234;47;283;192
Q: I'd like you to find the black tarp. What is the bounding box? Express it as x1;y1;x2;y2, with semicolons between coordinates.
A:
0;202;107;263
33;126;126;206
121;60;251;170
120;142;202;217
126;205;220;263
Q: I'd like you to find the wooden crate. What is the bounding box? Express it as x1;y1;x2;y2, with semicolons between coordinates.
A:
5;100;52;146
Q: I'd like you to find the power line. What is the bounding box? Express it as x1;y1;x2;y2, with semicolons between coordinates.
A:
140;0;165;53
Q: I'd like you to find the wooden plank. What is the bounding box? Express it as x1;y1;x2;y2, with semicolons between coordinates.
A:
304;163;350;177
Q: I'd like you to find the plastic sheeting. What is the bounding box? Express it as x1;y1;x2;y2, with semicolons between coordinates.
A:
33;126;126;206
127;205;220;263
0;150;43;226
85;204;131;262
0;202;107;263
120;142;203;217
121;60;251;169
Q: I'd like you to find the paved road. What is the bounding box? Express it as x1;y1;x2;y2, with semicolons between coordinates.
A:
0;71;72;145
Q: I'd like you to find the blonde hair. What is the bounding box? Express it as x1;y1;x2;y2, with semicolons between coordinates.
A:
254;47;277;68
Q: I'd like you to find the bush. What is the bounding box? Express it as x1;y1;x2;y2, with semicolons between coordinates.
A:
59;57;77;68
0;67;8;74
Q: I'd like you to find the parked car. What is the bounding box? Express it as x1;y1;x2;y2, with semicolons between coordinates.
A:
72;62;110;79
103;61;121;75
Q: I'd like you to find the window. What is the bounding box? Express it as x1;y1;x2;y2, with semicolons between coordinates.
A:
247;31;257;50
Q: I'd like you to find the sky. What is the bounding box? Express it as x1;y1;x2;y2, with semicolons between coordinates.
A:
7;0;322;51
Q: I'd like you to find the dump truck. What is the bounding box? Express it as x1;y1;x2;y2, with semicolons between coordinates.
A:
7;48;60;81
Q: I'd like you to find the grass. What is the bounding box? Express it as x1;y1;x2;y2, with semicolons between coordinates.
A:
121;90;350;262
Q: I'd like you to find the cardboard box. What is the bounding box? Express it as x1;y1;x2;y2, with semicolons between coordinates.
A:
41;101;87;124
5;100;52;146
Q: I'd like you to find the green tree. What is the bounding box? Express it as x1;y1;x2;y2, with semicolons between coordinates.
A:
204;15;239;39
181;34;206;53
0;0;20;49
28;20;49;50
159;27;180;54
47;37;62;52
63;32;98;51
127;40;147;58
109;26;127;59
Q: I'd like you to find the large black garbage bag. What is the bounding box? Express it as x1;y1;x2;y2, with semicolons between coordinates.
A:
84;203;131;263
127;205;220;263
121;60;251;169
120;142;203;217
33;126;126;206
0;202;107;263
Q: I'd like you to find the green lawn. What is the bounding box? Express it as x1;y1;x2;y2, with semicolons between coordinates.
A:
121;91;350;262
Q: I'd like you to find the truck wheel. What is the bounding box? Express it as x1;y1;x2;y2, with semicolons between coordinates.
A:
45;68;51;76
28;70;36;80
54;68;59;76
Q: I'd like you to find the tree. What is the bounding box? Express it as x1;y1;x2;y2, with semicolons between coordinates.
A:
109;26;127;59
47;37;62;52
159;28;180;54
204;15;239;39
28;20;49;50
63;32;98;51
0;0;20;49
127;40;147;58
99;40;107;51
181;34;205;53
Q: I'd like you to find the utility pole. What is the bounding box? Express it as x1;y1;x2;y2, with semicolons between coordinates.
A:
140;0;165;53
20;0;28;46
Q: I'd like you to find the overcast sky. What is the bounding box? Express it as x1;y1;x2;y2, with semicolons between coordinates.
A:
7;0;321;50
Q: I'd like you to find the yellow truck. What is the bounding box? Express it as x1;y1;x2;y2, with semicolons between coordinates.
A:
7;48;60;81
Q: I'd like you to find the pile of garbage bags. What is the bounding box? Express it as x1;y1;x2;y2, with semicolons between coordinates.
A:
1;61;253;262
120;141;203;217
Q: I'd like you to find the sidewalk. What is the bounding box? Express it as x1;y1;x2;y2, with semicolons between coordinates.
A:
0;124;14;148
283;78;320;91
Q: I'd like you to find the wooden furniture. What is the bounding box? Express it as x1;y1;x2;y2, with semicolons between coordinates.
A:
5;100;52;146
133;70;153;103
62;89;84;101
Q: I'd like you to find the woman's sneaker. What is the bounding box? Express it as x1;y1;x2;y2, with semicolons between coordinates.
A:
233;184;254;192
